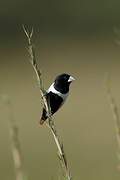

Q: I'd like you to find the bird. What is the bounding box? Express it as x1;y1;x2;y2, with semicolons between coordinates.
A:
40;73;75;125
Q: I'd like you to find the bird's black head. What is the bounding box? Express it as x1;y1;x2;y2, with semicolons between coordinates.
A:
54;73;75;94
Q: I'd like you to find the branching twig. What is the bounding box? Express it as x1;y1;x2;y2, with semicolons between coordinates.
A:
106;74;120;169
23;25;72;180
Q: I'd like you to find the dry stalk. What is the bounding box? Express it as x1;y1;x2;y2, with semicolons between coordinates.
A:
2;95;25;180
23;25;72;180
106;75;120;169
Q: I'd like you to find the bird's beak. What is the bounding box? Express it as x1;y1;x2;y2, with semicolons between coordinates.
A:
68;76;75;82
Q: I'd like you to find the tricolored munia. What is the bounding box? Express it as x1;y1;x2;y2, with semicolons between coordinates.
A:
40;73;75;125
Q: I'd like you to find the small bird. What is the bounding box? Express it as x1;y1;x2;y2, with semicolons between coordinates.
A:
40;73;75;125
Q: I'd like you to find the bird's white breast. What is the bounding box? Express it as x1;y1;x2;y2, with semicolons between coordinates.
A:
47;83;69;101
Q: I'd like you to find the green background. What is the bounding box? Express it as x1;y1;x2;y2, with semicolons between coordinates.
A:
0;0;120;180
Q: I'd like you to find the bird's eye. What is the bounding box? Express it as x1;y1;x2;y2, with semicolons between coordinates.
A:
63;76;67;80
64;77;68;82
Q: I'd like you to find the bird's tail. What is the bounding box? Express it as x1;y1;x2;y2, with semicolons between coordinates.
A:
40;118;45;125
40;108;47;125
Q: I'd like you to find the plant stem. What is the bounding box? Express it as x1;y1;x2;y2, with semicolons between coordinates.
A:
106;75;120;169
2;96;24;180
23;25;72;180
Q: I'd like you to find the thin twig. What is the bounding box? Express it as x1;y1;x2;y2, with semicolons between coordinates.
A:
106;74;120;169
1;95;25;180
23;25;72;180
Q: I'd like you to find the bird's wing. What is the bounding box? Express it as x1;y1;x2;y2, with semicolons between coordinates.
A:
46;92;63;114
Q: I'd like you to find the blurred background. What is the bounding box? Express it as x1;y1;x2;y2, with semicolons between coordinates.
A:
0;0;120;180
